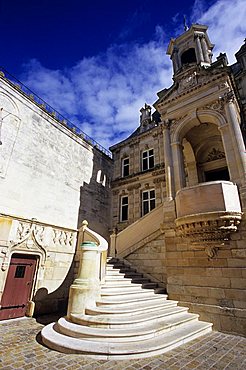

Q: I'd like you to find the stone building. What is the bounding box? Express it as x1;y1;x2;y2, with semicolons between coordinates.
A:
0;71;112;318
110;24;246;336
0;23;246;338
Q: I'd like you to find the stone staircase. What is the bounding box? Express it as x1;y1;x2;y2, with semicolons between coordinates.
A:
41;257;212;359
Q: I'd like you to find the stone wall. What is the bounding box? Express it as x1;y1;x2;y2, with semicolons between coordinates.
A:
164;201;246;337
0;77;112;316
111;125;165;231
125;233;166;285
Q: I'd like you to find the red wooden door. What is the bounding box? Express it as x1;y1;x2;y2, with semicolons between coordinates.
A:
0;254;37;320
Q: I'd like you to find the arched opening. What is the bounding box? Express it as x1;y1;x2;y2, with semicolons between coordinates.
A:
181;48;197;65
181;122;229;187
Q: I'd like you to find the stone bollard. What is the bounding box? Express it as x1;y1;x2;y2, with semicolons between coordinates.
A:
67;241;101;318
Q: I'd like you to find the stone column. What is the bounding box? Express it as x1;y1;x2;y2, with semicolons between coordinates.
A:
110;229;117;256
162;121;174;200
67;241;102;318
223;92;246;182
172;47;180;73
194;34;203;64
171;141;186;193
218;124;239;182
200;35;210;64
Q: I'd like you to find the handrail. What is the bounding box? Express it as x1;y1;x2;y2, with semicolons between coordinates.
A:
110;204;163;258
0;67;112;158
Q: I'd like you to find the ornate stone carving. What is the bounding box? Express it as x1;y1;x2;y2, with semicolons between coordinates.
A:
153;176;165;184
206;148;225;162
1;218;76;271
219;90;236;104
178;71;197;92
176;212;242;245
127;183;141;191
200;100;224;112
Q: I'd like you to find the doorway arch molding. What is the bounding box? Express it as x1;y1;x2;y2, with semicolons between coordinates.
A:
171;109;227;144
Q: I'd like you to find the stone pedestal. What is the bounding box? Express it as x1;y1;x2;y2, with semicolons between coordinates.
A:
67;241;101;318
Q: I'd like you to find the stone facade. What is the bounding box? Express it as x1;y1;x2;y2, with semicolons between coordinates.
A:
0;74;112;316
110;107;165;232
1;23;246;338
111;25;246;336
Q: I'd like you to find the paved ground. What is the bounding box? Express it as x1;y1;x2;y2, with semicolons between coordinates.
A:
0;314;246;369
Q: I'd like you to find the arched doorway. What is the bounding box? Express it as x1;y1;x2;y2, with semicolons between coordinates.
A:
0;254;38;320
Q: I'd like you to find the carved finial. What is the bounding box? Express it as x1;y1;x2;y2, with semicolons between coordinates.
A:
183;15;189;32
82;220;88;231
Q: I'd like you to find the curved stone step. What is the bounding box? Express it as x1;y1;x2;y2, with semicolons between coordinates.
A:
85;299;178;316
41;320;212;359
102;281;143;288
105;275;133;281
97;293;168;305
100;286;154;295
57;312;200;341
70;306;189;328
96;296;168;310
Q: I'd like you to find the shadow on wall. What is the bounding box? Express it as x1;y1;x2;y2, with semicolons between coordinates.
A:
77;147;113;241
33;148;112;318
33;261;74;319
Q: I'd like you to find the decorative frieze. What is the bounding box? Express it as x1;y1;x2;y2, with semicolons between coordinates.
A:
0;217;77;271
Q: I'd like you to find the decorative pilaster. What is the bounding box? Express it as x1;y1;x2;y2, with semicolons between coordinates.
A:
172;47;180;73
171;140;186;193
161;120;174;200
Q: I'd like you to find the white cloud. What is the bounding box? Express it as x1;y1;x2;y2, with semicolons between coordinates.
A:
20;0;246;150
21;40;172;149
192;0;246;63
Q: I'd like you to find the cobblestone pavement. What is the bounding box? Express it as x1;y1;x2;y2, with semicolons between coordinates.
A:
0;314;246;370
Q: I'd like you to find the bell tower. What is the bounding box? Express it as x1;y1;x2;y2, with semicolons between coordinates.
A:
167;24;214;76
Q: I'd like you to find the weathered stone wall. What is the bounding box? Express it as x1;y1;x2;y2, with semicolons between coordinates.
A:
164;201;246;336
0;78;112;232
125;233;166;285
0;77;112;316
111;125;165;231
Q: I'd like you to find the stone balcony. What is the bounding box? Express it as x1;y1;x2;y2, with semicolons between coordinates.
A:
175;181;242;245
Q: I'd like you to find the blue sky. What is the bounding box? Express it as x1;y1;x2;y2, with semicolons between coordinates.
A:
1;0;246;149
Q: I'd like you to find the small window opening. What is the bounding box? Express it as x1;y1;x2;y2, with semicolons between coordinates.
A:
120;196;128;222
122;157;130;177
181;48;197;65
15;265;26;278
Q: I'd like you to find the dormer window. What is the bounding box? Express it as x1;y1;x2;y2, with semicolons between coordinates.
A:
122;157;130;177
181;48;197;65
142;149;154;171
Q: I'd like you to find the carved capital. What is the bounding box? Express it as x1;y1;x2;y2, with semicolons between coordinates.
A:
219;90;235;104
